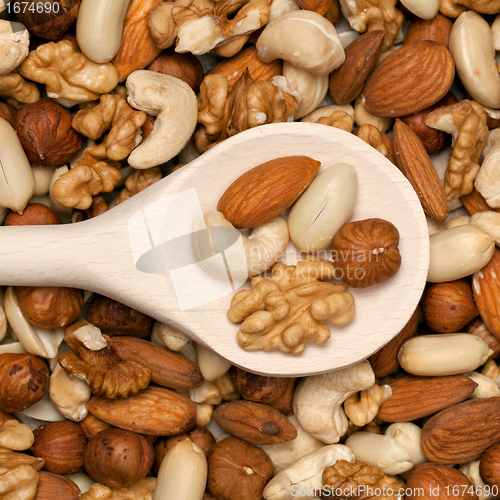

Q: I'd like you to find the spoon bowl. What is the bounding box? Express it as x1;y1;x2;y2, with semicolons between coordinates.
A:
0;122;429;376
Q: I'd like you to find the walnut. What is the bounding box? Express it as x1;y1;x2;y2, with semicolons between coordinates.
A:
353;124;395;164
322;460;401;500
80;477;156;500
116;167;162;205
195;69;297;153
0;464;39;500
344;383;391;427
314;110;354;132
52;140;122;210
425;100;488;201
18;40;119;102
72;94;147;161
59;352;152;399
0;72;40;103
148;0;270;57
0;421;34;451
440;0;500;17
338;0;404;50
228;259;356;354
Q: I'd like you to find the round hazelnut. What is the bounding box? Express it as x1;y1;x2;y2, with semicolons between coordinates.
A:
148;51;204;92
230;367;288;404
207;437;273;500
14;0;81;40
35;472;81;500
87;295;153;338
332;218;402;288
4;203;61;226
83;428;154;489
0;102;16;125
15;286;84;329
32;420;87;474
480;443;500;487
0;353;49;413
13;101;83;167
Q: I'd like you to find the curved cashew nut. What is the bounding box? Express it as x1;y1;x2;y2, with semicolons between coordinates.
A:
263;444;354;500
385;422;426;468
470;211;500;245
345;431;413;475
460;460;491;500
76;0;131;63
126;70;198;169
293;360;375;444
450;11;500;109
193;210;289;280
475;129;500;208
0;21;29;75
151;321;189;351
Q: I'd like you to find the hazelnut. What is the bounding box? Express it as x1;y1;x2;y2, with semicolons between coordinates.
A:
207;437;273;500
34;471;81;500
83;428;154;489
14;0;80;40
0;102;16;125
148;51;204;92
332;218;402;288
422;279;479;333
0;353;49;413
15;286;84;329
13;101;83;167
31;420;88;475
230;367;288;404
480;442;500;487
269;377;296;415
87;295;153;338
4;203;61;226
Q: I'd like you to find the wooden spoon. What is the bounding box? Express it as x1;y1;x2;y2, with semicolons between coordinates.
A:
0;123;429;376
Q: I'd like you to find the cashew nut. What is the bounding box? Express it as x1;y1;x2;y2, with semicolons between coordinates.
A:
449;11;500;109
195;403;214;427
49;166;73;221
0;21;29;75
293;360;375;444
398;334;493;376
399;0;439;19
344;432;413;475
256;11;345;77
447;215;471;229
154;439;207;500
263;444;355;500
31;166;56;197
189;380;222;405
469;211;500;245
475;128;500;208
0;118;35;214
194;344;231;382
193;211;289;280
465;371;500;399
0;305;6;344
151;321;189;351
76;0;131;63
428;225;495;282
460;460;492;500
385;422;426;468
126;70;198;169
269;0;299;21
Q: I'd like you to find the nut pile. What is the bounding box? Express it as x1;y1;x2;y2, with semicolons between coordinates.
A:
3;0;500;498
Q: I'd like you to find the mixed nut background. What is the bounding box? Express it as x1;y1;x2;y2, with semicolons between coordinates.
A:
2;0;500;498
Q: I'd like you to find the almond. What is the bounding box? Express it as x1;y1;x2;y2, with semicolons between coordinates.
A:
461;188;500;215
362;41;455;117
329;30;385;105
87;386;197;436
107;336;204;390
403;14;454;48
378;375;477;422
213;401;297;445
393;118;448;222
218;156;320;229
479;443;500;488
35;472;81;500
421;397;500;464
472;249;500;340
294;0;332;15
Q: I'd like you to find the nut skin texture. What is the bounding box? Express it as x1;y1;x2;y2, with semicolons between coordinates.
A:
480;443;500;488
217;156;321;229
79;413;112;440
230;367;288;404
148;51;204;92
403;14;454;48
14;0;80;40
4;203;61;226
331;218;401;288
466;318;500;359
422;279;478;333
34;471;81;500
406;463;478;500
0;353;50;413
31;420;88;475
13;101;83;167
207;437;274;500
15;286;84;329
0;102;16;125
294;0;331;16
83;429;154;489
87;295;153;338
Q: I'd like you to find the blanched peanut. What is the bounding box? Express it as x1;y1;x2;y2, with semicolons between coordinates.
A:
195;344;231;382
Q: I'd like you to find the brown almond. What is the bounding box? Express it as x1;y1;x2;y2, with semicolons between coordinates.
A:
269;377;296;415
378;375;477;422
218;156;320;228
362;41;455;117
294;0;332;15
329;30;385;105
421;397;500;464
403;14;454;48
393;118;448;222
461;188;500;215
213;401;297;445
107;336;204;390
87;386;196;436
230;367;288;403
35;472;81;500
